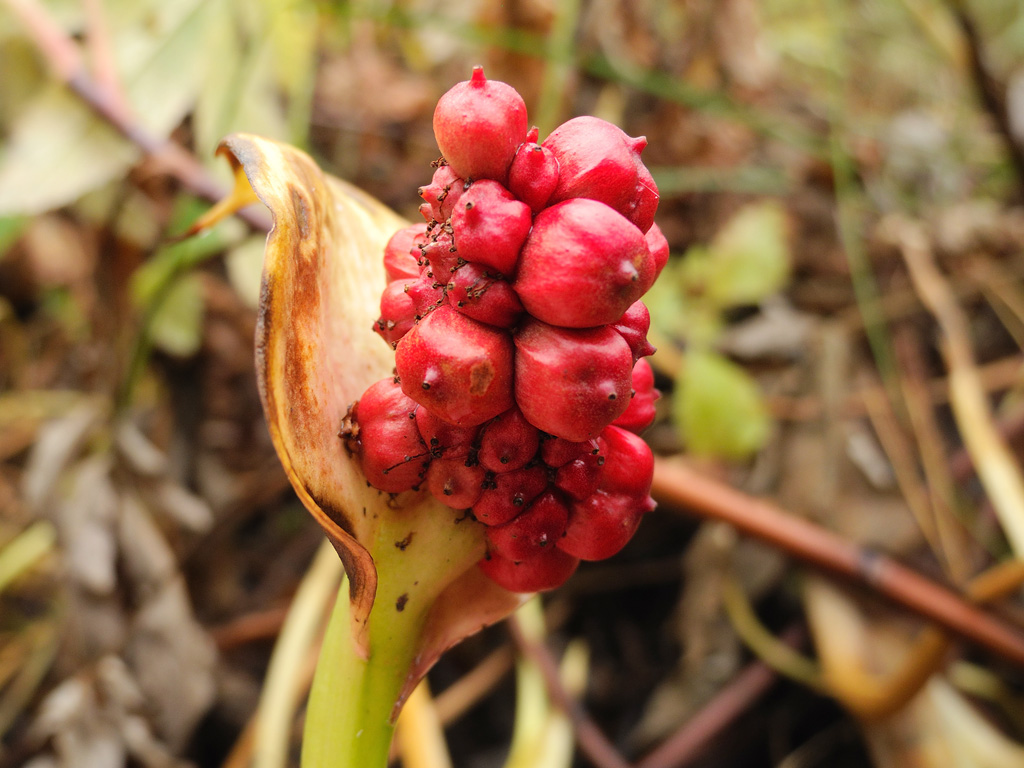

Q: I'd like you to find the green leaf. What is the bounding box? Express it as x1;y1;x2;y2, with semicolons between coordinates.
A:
225;234;270;309
644;254;725;346
704;201;791;308
147;273;204;357
193;0;317;157
0;0;214;214
675;349;771;460
0;216;27;260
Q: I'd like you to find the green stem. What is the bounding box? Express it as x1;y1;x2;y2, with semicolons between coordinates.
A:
302;575;426;768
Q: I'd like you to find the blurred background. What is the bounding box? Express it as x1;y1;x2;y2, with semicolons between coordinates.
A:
2;0;1024;766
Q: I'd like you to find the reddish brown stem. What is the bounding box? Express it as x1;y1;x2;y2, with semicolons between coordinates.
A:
507;615;633;768
652;459;1024;667
636;627;804;768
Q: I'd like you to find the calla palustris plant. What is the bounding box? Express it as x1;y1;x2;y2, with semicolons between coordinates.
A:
214;67;665;767
214;134;524;766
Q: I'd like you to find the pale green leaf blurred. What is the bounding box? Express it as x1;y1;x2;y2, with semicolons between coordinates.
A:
225;234;271;310
701;201;791;308
193;0;318;158
0;217;28;260
147;273;204;357
674;348;771;460
0;0;214;214
644;253;725;347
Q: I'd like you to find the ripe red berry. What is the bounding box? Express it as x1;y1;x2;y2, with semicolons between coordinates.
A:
540;436;599;468
419;165;466;223
415;406;478;458
543;115;659;234
420;229;460;282
396;305;514;427
477;407;540;473
352;378;429;493
507;140;560;212
478;546;579;593
514;199;653;328
514;319;633;441
612;358;659;434
450;180;532;276
373;279;417;347
405;273;445;318
644;221;670;283
485;491;569;562
425;457;487;509
598;425;655;499
557;490;654;561
433;67;528;183
554;446;605;501
611;300;657;363
471;465;548;526
446;262;524;328
383;224;425;282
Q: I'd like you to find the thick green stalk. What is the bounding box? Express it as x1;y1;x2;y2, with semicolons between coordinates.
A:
302;574;427;768
300;496;484;768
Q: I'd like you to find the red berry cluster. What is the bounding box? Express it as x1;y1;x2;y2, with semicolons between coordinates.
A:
350;67;666;592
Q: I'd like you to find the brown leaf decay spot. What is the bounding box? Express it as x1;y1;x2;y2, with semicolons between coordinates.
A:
396;593;409;612
288;184;312;239
395;533;414;551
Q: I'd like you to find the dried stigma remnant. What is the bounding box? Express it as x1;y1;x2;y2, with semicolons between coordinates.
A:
355;67;664;592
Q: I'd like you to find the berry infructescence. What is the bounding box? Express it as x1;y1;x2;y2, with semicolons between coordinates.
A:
352;67;666;593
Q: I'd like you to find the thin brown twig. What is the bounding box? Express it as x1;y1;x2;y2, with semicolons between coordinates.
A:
2;0;271;231
434;645;515;725
506;615;633;768
209;604;291;652
635;626;805;768
651;459;1024;667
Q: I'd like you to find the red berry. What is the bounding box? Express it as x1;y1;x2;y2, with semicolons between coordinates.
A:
383;225;425;282
540;436;599;468
433;67;528;183
612;358;659;433
425;457;487;508
514;319;633;441
415;406;478;458
514;199;653;328
420;229;461;282
471;465;548;526
405;272;445;318
396;305;514;427
447;262;524;328
353;378;429;493
598;425;654;499
543;115;659;234
611;300;657;363
373;279;417;347
451;180;532;275
486;491;569;562
508;141;560;212
644;221;670;283
557;490;654;561
477;407;540;473
478;546;579;592
554;445;605;501
418;165;466;223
